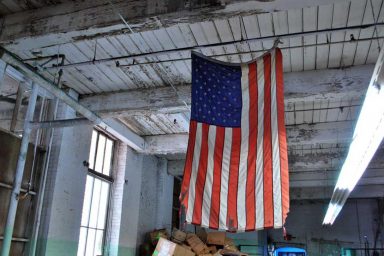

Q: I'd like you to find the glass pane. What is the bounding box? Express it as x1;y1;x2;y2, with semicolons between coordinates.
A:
77;227;87;256
94;135;106;173
85;228;96;256
97;182;110;229
103;139;113;176
94;230;104;256
81;176;94;226
88;131;98;170
89;179;101;228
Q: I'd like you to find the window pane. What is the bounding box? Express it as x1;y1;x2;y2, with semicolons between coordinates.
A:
94;230;104;256
88;131;98;170
94;135;106;173
77;227;87;256
97;182;110;229
103;139;113;176
89;179;101;228
81;176;94;226
85;228;96;256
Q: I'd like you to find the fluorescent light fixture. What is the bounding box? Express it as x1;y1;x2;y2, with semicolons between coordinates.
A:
323;47;384;225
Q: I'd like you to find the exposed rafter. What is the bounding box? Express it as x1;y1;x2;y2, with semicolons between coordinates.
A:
80;64;372;117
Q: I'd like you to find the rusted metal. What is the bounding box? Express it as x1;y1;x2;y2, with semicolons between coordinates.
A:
1;83;38;256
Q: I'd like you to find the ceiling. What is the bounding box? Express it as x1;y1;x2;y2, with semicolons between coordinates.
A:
1;0;384;194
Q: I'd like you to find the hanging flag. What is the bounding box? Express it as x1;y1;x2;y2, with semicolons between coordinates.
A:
180;48;289;232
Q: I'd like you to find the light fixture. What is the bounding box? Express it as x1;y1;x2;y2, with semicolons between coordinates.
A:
323;46;384;225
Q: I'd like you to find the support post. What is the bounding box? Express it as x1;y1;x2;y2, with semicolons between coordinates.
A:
10;83;25;132
0;60;6;92
106;142;127;256
1;83;38;256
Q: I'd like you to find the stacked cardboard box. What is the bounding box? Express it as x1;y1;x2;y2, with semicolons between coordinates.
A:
151;228;248;256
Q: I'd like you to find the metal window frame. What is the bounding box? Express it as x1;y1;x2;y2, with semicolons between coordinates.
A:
78;129;115;256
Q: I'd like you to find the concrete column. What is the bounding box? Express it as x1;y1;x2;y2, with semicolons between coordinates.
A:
155;158;174;233
36;89;93;256
118;148;144;256
106;142;127;256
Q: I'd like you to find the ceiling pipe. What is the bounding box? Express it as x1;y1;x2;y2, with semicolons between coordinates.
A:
42;22;384;70
117;37;384;68
0;46;145;151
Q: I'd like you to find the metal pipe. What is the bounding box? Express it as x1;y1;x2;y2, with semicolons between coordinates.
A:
0;182;36;196
10;83;25;132
0;237;29;243
29;118;90;129
1;83;38;256
0;60;7;91
42;23;384;70
118;37;384;68
0;46;144;151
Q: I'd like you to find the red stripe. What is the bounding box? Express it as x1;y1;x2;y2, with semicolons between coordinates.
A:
275;49;290;224
192;123;210;225
209;126;225;229
227;128;241;231
180;121;197;215
263;53;274;228
246;62;258;231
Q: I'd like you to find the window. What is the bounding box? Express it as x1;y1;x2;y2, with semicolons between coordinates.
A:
78;130;114;256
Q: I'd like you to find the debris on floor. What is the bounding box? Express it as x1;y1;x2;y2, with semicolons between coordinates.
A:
149;228;248;256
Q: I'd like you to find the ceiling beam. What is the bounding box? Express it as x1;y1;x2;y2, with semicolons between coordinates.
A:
144;120;355;155
167;148;384;176
1;0;350;50
80;64;373;117
291;185;384;200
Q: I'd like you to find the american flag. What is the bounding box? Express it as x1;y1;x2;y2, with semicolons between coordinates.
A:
180;48;289;232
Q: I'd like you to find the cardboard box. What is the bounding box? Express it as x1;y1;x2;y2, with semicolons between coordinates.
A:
223;238;238;252
150;229;169;245
186;235;208;254
172;228;187;243
207;246;217;254
153;237;195;256
207;232;226;246
216;249;248;256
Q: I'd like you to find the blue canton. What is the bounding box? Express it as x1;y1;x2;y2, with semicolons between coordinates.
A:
191;53;242;127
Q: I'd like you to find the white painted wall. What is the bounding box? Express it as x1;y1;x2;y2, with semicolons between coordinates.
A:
118;153;174;256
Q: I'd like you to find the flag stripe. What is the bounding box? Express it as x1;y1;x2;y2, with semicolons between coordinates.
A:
180;121;197;213
227;128;241;231
202;125;217;227
271;51;283;227
186;123;203;223
209;126;225;229
237;64;250;231
255;59;265;230
246;62;257;231
192;123;210;224
276;49;290;223
263;54;274;228
219;128;232;230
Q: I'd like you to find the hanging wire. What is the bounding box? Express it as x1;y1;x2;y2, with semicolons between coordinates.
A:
369;0;382;52
107;0;191;111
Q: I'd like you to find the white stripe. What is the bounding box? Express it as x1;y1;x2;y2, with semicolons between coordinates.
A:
201;125;217;227
237;64;250;231
186;123;203;223
219;128;232;230
271;50;283;228
255;59;265;230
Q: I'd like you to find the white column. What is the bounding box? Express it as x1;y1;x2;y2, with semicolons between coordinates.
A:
106;142;127;256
